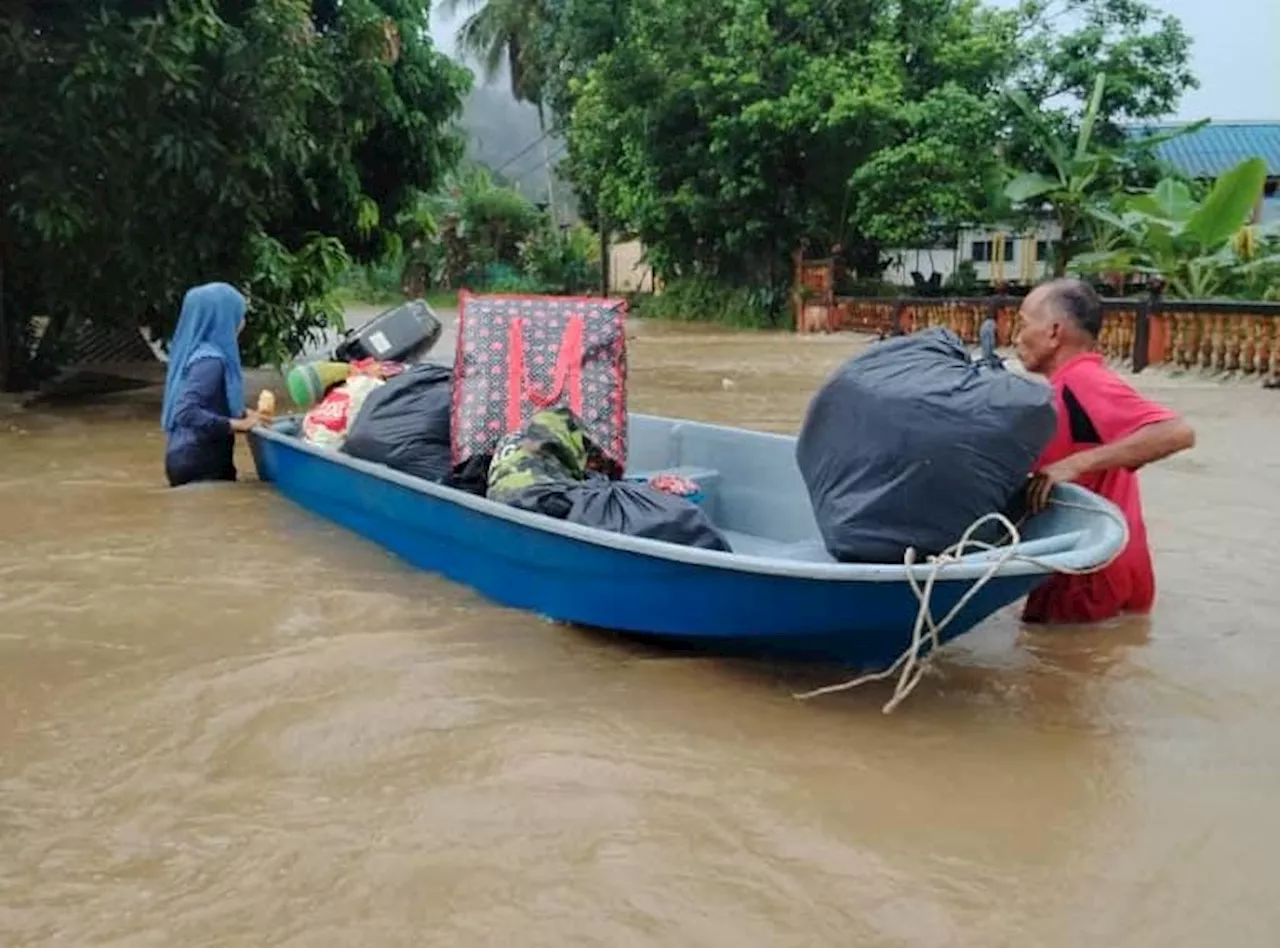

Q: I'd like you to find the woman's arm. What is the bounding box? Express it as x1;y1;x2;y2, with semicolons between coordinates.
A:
172;359;234;436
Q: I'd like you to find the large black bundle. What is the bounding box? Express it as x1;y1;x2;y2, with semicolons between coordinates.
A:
505;478;733;552
342;363;453;482
795;328;1056;562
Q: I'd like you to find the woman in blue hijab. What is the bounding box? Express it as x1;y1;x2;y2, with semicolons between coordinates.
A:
160;282;261;487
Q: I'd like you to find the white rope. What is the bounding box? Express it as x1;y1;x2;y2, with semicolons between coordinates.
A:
793;498;1130;713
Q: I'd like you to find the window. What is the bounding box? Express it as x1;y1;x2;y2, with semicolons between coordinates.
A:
1036;240;1051;262
970;239;1015;263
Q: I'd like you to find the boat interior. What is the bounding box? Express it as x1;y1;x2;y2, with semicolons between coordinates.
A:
271;412;1101;567
623;415;1087;565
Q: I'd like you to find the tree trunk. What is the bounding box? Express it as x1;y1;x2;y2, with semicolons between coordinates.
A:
1053;211;1075;277
400;259;427;299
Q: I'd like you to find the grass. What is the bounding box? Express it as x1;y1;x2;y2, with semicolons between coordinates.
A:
336;284;459;311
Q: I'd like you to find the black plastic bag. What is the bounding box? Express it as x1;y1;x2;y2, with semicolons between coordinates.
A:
486;407;732;552
504;477;733;552
341;363;453;482
795;327;1056;562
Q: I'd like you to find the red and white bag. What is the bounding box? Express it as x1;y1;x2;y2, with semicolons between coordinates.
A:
302;373;385;449
451;293;629;475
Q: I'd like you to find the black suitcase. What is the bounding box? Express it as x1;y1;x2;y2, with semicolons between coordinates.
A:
333;299;443;364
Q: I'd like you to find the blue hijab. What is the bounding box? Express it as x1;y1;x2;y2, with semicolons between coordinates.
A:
161;282;247;433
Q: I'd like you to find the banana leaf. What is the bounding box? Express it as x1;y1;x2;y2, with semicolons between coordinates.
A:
1184;157;1268;249
1005;172;1060;204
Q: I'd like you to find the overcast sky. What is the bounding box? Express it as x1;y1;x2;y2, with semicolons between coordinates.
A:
1149;0;1278;121
433;0;1279;123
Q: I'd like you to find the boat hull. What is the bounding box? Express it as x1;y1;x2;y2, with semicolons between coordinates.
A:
249;418;1121;667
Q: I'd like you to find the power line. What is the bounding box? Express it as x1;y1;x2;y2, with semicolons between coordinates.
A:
511;144;567;184
491;128;555;176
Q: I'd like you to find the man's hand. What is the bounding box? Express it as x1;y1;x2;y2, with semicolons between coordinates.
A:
1027;456;1087;514
1027;417;1195;515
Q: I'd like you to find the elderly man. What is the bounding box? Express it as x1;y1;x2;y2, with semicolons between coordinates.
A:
1013;279;1195;624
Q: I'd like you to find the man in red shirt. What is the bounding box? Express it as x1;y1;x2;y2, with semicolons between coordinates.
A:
1013;279;1196;624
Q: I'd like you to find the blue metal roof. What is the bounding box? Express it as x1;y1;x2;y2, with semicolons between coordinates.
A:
1127;121;1280;178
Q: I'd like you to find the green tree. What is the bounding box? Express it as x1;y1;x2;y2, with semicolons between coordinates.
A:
1013;0;1197;138
560;0;1018;300
389;165;544;292
0;0;469;389
442;0;550;109
994;0;1199;278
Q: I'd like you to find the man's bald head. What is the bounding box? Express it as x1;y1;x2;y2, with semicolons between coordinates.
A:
1014;278;1104;375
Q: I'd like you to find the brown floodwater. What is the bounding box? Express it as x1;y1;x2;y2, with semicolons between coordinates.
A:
2;317;1279;947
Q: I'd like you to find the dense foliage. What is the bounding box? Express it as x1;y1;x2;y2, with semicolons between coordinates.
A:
527;0;1201;320
1074;158;1280;300
0;0;469;388
558;0;1017;295
0;0;1214;377
375;164;599;297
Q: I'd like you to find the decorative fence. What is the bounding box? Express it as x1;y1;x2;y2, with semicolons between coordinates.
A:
793;259;1280;377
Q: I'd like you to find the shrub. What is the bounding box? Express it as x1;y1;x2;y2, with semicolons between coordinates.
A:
631;277;788;329
520;224;601;294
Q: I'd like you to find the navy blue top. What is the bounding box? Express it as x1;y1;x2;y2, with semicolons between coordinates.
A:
164;357;236;486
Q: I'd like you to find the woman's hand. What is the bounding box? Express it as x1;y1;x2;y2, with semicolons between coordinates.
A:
230;410;263;433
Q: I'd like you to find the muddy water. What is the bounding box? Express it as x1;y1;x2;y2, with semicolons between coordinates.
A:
2;318;1279;947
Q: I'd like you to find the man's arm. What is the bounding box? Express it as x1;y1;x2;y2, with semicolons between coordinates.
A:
1062;416;1196;477
1029;416;1193;512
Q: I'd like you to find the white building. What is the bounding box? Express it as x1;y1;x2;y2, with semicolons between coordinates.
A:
882;221;1062;288
883;121;1280;288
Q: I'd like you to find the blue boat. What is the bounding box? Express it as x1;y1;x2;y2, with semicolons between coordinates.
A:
249;414;1126;668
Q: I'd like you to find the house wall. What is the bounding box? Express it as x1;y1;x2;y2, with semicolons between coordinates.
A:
1260;194;1280;225
957;223;1061;284
881;247;960;287
882;222;1062;287
607;239;658;294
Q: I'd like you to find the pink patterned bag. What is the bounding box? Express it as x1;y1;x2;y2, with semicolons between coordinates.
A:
451;293;629;475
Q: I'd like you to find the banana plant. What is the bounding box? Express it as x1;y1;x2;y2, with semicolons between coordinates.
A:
1004;72;1206;276
1074;157;1273;299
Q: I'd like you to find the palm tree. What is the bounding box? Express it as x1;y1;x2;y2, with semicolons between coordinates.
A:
441;0;557;216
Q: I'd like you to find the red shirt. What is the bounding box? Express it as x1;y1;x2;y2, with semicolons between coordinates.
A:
1022;352;1176;624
